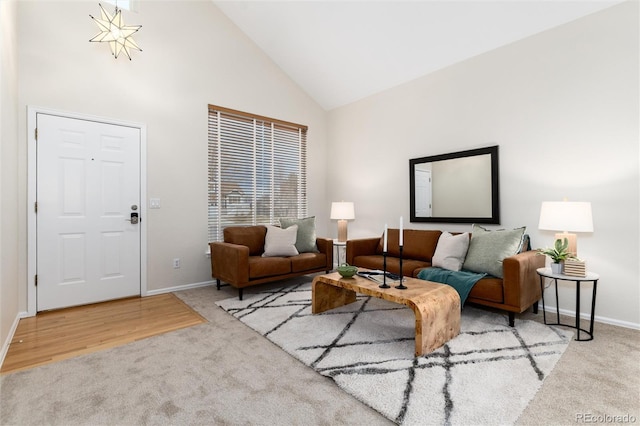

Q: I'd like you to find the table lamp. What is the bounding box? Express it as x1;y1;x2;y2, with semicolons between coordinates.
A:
538;201;593;256
330;201;355;242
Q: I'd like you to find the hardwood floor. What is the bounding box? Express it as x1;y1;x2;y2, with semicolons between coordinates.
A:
1;293;207;374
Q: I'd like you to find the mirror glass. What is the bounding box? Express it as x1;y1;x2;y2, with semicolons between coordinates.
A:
409;146;500;224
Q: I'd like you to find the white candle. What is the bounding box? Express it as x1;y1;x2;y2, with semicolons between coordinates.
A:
399;216;403;246
383;224;388;252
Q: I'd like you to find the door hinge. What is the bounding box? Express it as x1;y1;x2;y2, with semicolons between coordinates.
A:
35;202;38;213
35;275;38;287
35;128;38;141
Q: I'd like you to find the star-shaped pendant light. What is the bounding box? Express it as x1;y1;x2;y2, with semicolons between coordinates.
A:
90;3;142;60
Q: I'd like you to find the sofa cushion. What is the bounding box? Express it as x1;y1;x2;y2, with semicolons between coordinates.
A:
432;232;470;271
468;276;504;303
462;225;525;278
249;256;291;279
405;229;442;262
279;216;319;253
224;226;267;256
263;225;299;257
291;252;327;273
376;228;441;262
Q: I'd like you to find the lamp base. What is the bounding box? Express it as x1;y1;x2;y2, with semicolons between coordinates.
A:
337;220;348;243
555;232;577;257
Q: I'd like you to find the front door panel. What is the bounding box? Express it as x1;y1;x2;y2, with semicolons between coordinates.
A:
36;114;141;311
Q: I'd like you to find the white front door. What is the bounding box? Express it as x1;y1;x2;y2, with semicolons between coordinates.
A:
36;113;141;311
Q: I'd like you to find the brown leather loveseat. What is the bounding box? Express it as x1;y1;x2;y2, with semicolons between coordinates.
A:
210;225;333;300
346;228;543;326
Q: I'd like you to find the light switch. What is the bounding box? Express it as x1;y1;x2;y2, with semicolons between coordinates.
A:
150;198;161;209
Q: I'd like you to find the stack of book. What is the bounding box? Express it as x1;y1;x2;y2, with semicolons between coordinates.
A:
564;258;586;277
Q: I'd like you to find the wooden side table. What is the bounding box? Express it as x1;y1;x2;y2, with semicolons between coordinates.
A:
536;267;599;341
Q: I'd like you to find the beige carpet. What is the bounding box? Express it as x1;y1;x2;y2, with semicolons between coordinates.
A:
1;276;638;425
216;281;573;425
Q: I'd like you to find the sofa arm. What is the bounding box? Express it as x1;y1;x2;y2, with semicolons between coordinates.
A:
209;241;250;286
346;237;381;265
316;238;334;270
502;250;545;311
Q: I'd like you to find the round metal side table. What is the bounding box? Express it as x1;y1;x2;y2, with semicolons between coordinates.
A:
333;239;347;269
537;267;599;341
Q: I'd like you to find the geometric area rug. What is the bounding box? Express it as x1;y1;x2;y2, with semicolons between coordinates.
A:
216;280;573;426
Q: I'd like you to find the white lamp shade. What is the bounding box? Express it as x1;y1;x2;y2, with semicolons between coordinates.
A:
330;202;355;220
538;201;593;232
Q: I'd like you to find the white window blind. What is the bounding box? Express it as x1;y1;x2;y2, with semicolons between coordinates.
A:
207;105;308;242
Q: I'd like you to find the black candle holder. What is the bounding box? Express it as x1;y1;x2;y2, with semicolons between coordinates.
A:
379;251;390;288
395;245;407;290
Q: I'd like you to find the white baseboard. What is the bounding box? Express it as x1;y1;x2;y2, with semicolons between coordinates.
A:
145;280;215;296
0;311;29;371
542;305;640;330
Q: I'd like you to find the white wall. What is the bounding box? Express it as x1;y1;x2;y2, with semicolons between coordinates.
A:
327;2;639;327
0;0;20;361
15;1;328;311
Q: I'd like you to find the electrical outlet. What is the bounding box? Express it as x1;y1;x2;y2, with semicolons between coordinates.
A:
173;258;181;269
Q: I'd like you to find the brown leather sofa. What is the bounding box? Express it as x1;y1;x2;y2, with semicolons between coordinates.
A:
209;225;333;300
346;228;543;326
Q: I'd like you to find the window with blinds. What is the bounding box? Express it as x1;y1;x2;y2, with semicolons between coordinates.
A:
207;105;308;242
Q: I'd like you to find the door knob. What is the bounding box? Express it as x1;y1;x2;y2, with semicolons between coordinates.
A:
126;212;139;224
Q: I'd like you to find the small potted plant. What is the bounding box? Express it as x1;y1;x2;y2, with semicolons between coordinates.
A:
538;237;574;274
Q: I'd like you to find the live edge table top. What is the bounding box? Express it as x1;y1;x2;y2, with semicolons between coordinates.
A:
311;272;461;356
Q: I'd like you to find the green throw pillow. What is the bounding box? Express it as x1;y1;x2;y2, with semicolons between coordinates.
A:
279;217;319;253
462;224;525;278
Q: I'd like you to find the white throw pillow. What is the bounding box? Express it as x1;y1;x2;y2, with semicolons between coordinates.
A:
262;225;299;257
432;232;470;271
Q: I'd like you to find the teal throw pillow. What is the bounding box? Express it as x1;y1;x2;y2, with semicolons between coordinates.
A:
279;216;319;253
462;224;525;278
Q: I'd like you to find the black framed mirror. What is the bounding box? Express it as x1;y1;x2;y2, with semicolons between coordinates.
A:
409;145;500;224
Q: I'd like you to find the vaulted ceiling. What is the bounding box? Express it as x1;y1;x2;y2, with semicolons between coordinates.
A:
214;1;624;110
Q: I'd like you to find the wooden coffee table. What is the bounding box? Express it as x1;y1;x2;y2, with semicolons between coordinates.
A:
312;272;461;356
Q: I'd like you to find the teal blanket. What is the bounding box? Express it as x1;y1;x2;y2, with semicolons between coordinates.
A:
417;267;487;305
